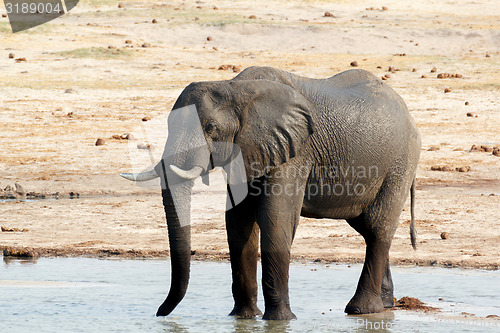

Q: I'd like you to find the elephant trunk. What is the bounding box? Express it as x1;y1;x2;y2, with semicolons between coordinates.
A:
156;182;193;316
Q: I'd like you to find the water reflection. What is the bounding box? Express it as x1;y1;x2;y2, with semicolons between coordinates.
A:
0;257;499;333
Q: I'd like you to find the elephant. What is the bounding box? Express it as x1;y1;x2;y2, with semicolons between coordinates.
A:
120;66;421;320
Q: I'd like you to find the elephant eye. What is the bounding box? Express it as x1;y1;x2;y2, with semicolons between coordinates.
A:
205;122;218;135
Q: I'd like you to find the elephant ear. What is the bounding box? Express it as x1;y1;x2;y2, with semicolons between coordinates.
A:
234;80;316;180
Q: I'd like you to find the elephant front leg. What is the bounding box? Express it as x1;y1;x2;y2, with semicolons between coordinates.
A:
258;178;306;320
226;194;262;318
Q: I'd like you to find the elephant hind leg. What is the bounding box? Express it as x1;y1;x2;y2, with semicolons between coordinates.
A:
226;193;262;318
345;173;411;314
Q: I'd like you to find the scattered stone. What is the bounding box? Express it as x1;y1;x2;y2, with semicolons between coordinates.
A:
412;68;417;72
441;232;449;239
456;166;471;172
141;43;151;48
485;54;490;58
381;6;388;11
142;116;151;121
1;226;29;232
212;47;218;51
324;11;335;17
492;148;500;157
430;67;437;73
437;73;462;78
427;146;440;151
206;36;212;41
421;75;427;78
376;65;382;69
8;53;14;59
466;112;477;117
486;315;500;319
3;247;38;258
438;298;445;301
2;14;7;18
388;66;399;72
248;15;257;19
394;53;406;56
430;165;452;171
117;3;124;8
95;138;105;146
350;61;358;67
125;40;132;44
137;143;151;150
15;57;27;62
381;76;387;80
108;46;116;49
152;19;158;24
444;88;451;93
213;6;219;10
218;64;241;72
465;101;469;105
64;88;74;93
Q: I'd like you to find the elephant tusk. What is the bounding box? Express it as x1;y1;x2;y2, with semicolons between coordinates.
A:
169;165;203;180
120;169;159;181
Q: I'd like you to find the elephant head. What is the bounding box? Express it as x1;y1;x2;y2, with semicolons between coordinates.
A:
121;79;315;316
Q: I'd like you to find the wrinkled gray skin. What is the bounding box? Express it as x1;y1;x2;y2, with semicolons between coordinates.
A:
136;66;421;320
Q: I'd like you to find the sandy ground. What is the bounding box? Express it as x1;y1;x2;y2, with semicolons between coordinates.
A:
0;0;499;269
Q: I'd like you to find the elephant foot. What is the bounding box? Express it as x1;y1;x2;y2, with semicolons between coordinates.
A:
229;305;262;318
345;293;385;315
262;305;296;320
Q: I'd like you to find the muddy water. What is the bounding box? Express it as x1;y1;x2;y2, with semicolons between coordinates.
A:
1;258;499;332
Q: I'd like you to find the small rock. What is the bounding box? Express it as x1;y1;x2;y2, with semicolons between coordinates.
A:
493;148;500;157
206;36;212;41
412;68;417;72
142;116;151;121
485;54;490;58
15;57;27;63
381;6;388;11
465;101;469;105
421;75;427;78
486;315;500;319
444;88;451;93
350;61;358;67
8;53;14;59
95;138;105;146
213;6;219;10
438;298;444;301
2;14;7;18
427;146;440;151
440;232;449;239
152;19;158;24
248;15;257;19
324;11;335;17
456;166;471;172
125;40;132;44
466;112;477;117
376;65;382;69
117;3;124;8
141;43;151;48
381;76;387;80
430;67;437;73
64;88;74;93
137;143;151;150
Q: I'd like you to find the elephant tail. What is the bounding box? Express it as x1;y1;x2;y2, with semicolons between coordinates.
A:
410;178;417;250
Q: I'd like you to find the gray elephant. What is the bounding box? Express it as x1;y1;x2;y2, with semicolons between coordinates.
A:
121;66;421;320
